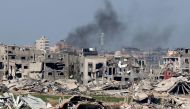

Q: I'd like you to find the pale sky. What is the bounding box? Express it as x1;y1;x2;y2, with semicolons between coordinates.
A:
0;0;190;48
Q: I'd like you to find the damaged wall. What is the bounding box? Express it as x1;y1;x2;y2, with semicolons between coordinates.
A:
80;56;107;84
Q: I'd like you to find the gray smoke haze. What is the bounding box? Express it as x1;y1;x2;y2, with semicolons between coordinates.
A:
131;26;175;48
66;0;125;50
66;0;180;50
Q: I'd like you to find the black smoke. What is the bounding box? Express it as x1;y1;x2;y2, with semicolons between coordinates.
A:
66;0;125;50
66;0;176;50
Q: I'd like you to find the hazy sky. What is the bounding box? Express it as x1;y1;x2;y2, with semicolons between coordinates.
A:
0;0;190;48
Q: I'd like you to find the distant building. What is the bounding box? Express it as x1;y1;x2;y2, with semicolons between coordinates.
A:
55;40;72;53
0;44;46;79
35;36;50;51
162;48;190;74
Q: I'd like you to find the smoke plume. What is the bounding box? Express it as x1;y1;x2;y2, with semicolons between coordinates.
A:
66;0;125;50
66;0;176;50
131;26;175;48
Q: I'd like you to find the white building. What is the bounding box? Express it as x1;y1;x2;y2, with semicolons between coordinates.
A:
80;56;107;84
35;36;50;51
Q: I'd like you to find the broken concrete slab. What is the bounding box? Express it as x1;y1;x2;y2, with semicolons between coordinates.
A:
22;94;52;109
154;76;190;95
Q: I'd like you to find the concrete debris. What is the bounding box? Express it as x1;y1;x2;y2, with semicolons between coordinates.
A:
120;103;158;109
132;79;153;92
155;76;190;95
133;92;148;101
22;94;52;109
162;96;190;109
3;79;81;95
1;75;190;109
0;92;52;109
87;79;125;92
78;86;87;92
103;90;130;96
0;84;8;93
2;41;190;108
120;103;132;109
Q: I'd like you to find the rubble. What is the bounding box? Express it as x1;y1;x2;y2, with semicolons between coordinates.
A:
0;92;52;109
161;96;190;109
3;79;81;95
1;43;190;108
154;76;190;95
22;94;52;109
0;84;9;93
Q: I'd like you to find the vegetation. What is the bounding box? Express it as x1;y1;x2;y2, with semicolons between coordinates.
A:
15;93;130;104
91;95;127;103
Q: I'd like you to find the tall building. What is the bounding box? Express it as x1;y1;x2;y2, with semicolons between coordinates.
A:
35;36;50;51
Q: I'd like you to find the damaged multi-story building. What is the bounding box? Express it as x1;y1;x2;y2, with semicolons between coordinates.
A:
105;51;148;84
0;43;73;81
79;48;107;84
150;48;190;81
78;48;149;85
0;44;42;79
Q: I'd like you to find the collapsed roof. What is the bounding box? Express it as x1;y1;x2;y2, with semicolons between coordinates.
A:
154;76;190;95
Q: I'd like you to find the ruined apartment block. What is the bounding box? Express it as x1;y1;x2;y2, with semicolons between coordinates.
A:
105;51;148;84
160;48;190;78
0;43;71;81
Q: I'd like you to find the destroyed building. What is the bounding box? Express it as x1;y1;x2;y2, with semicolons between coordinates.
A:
79;48;107;84
78;48;149;85
0;44;45;79
43;53;66;80
0;44;76;81
158;48;190;80
26;51;75;80
105;51;148;84
154;76;190;95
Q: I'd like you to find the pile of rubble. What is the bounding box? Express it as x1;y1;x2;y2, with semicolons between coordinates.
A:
3;79;79;94
1;75;190;109
86;79;131;96
120;76;190;109
0;92;52;109
154;76;190;95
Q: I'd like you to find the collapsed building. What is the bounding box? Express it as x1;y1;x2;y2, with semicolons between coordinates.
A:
78;48;148;85
105;51;148;84
163;48;190;74
79;48;107;84
148;48;190;82
154;76;190;95
0;44;45;80
0;44;78;81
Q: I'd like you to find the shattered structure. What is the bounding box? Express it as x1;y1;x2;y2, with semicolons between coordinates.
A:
1;38;190;109
105;51;148;83
0;44;79;81
155;76;190;95
161;48;190;76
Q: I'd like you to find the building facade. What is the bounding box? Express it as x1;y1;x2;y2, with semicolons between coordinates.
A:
35;36;50;51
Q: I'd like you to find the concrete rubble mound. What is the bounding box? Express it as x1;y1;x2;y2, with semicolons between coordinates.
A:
0;92;52;109
162;96;190;109
154;76;190;95
4;79;81;95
